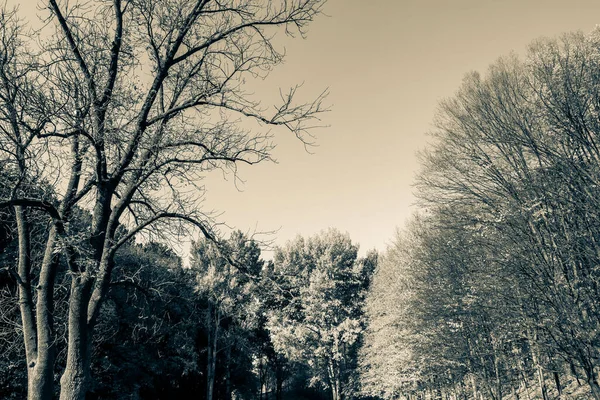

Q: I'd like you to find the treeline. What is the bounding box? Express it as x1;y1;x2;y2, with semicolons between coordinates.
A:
0;210;376;399
361;30;600;399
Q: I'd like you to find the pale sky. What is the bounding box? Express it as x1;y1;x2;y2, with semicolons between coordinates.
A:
201;0;600;256
14;0;600;258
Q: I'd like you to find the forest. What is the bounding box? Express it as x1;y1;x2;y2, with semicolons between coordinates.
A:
2;0;600;399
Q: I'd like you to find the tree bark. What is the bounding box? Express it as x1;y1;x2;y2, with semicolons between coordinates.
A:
59;275;93;400
14;206;50;400
29;227;60;400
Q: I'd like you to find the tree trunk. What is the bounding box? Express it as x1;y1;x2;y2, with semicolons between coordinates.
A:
27;366;55;400
275;368;283;400
470;374;478;400
258;357;266;400
59;275;93;400
492;343;502;400
554;371;562;397
274;358;285;400
589;381;600;400
15;207;54;400
584;364;600;400
516;359;531;400
529;331;548;400
225;343;232;400
29;226;61;400
327;358;341;400
536;364;548;400
206;304;219;400
15;207;35;362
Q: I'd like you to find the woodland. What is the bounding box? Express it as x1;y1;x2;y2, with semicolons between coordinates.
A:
3;1;600;400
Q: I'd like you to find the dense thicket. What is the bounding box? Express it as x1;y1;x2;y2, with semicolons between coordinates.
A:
1;227;374;399
360;29;600;400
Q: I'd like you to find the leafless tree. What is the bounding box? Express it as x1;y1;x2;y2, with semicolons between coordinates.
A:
0;1;328;398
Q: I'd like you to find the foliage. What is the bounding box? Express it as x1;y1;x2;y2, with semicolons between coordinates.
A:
267;229;375;400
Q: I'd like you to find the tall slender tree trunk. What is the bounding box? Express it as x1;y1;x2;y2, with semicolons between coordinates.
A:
258;357;266;400
327;358;341;400
553;371;562;398
206;304;219;400
470;374;478;400
275;369;283;400
529;331;548;400
535;361;548;400
275;360;284;400
225;343;232;400
492;341;502;400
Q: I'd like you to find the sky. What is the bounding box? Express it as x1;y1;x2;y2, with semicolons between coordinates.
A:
200;0;600;256
13;0;600;258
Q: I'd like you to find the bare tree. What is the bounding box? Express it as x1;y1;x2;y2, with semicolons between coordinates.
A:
0;1;328;399
416;30;600;400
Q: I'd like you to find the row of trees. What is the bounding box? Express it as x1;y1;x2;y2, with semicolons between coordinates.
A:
361;29;600;399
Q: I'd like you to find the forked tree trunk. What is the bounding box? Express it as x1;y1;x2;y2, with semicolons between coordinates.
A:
15;206;54;400
59;275;94;400
28;368;54;400
327;358;341;400
27;226;60;400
